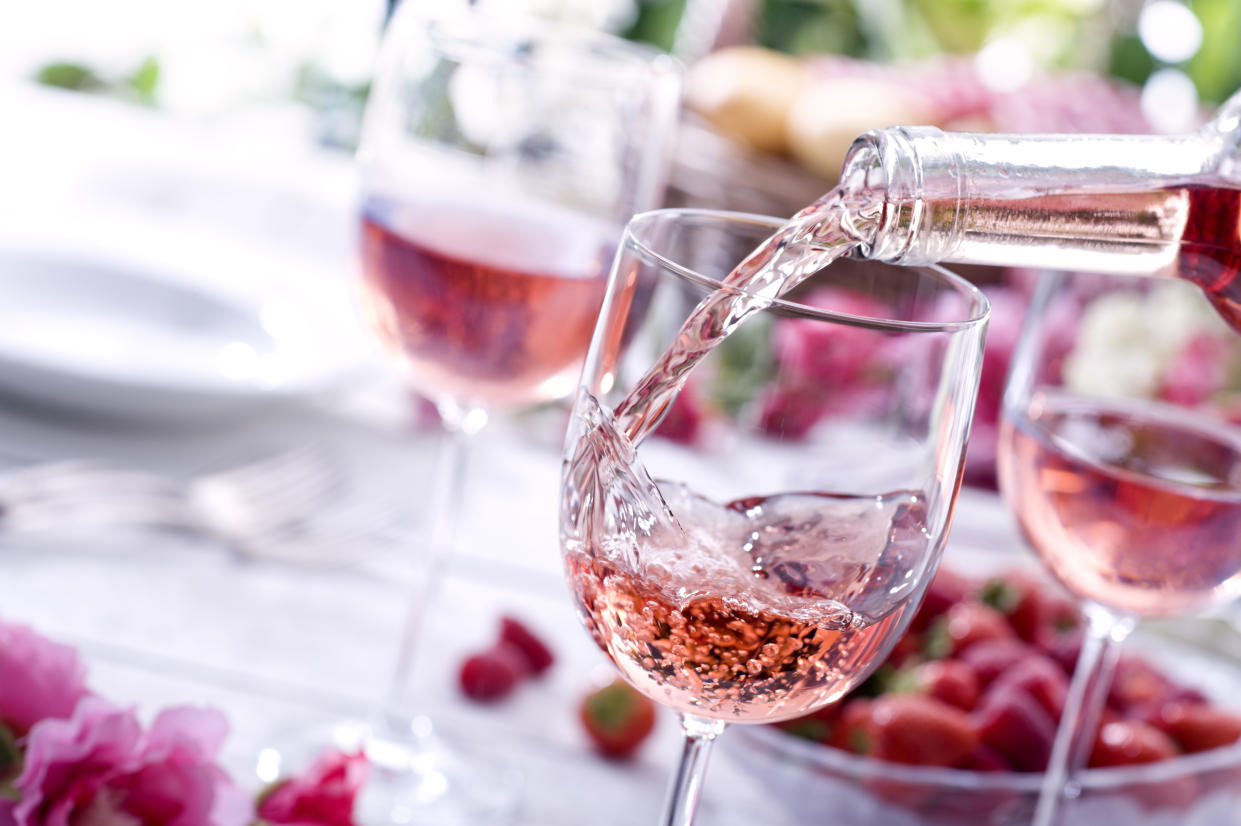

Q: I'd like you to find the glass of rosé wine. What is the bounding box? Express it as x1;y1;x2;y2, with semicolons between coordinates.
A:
560;208;990;826
258;6;681;826
997;272;1241;826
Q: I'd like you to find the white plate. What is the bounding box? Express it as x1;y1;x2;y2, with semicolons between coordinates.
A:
0;246;367;422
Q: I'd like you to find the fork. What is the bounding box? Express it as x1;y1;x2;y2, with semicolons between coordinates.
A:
0;447;351;560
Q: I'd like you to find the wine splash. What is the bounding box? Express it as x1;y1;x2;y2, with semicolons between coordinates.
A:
563;394;929;722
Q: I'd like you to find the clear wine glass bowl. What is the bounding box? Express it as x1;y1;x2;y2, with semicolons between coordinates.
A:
996;271;1241;825
559;208;989;824
356;3;681;417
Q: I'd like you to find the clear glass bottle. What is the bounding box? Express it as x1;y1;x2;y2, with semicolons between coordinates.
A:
835;88;1241;328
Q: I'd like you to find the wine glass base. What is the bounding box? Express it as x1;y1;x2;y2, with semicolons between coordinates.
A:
256;718;522;826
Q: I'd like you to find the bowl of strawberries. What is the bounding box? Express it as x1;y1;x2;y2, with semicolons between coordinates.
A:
728;565;1241;826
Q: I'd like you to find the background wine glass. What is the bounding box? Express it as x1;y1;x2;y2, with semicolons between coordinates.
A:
560;208;989;826
260;6;681;825
997;271;1241;826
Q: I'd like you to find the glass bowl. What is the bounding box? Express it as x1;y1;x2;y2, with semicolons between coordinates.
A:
724;635;1241;826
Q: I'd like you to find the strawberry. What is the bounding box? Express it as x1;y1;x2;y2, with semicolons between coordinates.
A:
980;572;1080;643
1108;657;1174;713
458;642;528;702
1148;702;1241;753
911;568;974;632
827;698;875;755
499;616;555;675
867;694;979;767
962;742;1011;772
974;685;1056;772
579;678;657;759
943;601;1016;654
912;659;980;710
986;655;1069;718
1042;628;1083;674
958;638;1037;685
1090;720;1199;811
1089;719;1179;767
776;703;840;743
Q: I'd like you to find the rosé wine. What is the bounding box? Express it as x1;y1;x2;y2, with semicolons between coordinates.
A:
562;393;931;723
999;390;1241;616
358;197;615;408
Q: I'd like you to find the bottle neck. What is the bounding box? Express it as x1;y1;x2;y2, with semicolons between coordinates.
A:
842;126;1219;267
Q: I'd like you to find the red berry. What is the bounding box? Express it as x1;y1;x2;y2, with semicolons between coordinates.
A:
963;742;1012;772
944;601;1016;653
1089;719;1179;767
458;642;527;702
958;638;1037;685
1149;702;1241;754
913;659;980;710
974;685;1057;772
1091;720;1199;811
827;698;875;755
1042;628;1083;674
1108;657;1174;713
579;678;657;759
775;703;840;743
499;616;555;675
987;655;1069;718
981;571;1080;644
868;694;979;767
911;568;975;632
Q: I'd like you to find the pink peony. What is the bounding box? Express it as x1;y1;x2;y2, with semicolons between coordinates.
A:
1159;332;1237;407
257;749;369;826
13;697;252;826
653;386;704;445
0;619;89;736
757;386;824;439
774;289;890;388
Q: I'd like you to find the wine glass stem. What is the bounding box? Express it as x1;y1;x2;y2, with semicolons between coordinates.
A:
661;715;726;826
1032;603;1135;826
380;403;484;727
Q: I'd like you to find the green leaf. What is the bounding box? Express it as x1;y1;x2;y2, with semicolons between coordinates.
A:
707;317;776;417
34;61;106;92
126;56;160;104
780;717;832;741
922;617;952;660
0;722;21;789
980;578;1021;614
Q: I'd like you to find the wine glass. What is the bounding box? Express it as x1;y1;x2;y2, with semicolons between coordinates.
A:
997;271;1241;826
559;208;990;825
258;6;681;825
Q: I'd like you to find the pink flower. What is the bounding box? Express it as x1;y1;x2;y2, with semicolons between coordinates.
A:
654;385;704;445
257;749;370;826
1159;332;1237;407
13;697;251;826
774;289;889;388
757;386;824;439
0;619;88;736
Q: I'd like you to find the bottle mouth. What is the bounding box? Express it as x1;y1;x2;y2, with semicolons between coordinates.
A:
839;126;965;267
